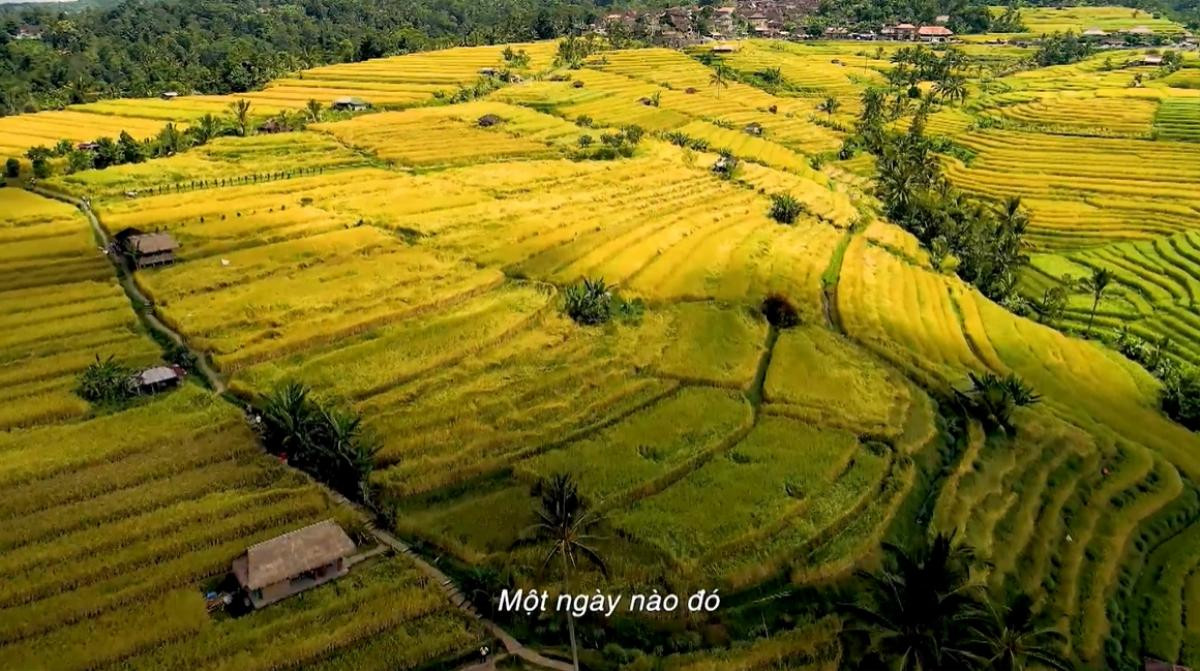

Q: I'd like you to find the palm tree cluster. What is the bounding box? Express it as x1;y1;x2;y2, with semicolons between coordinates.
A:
869;100;1029;302
258;382;380;506
887;47;971;104
956;372;1041;434
844;533;1069;671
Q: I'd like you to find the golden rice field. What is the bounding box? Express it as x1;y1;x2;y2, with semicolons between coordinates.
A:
987;5;1186;37
0;189;483;669
6;33;1200;670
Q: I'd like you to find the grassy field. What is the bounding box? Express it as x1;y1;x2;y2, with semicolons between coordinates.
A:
5;29;1200;670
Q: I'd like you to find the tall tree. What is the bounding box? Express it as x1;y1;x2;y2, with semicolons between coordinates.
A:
528;473;606;671
841;533;986;670
230;99;252;137
709;64;729;99
1082;267;1114;337
305;98;323;123
969;594;1071;671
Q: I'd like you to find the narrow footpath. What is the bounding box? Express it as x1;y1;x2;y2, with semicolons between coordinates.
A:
30;185;570;671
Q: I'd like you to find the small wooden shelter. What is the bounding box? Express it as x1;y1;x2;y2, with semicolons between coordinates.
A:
331;96;370;111
131;365;185;394
116;230;179;268
232;520;356;609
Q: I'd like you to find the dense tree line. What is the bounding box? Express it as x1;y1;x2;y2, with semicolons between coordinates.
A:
0;0;601;116
852;90;1029;305
811;0;996;34
1033;31;1094;67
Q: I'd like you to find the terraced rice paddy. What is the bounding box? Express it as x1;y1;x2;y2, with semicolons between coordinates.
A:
0;190;482;669
989;5;1185;37
7;33;1200;670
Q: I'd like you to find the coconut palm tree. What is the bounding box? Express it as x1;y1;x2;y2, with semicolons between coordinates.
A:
528;473;606;671
969;594;1071;671
841;532;986;671
315;406;379;504
709;64;730;98
191;113;222;145
305;98;323;123
935;75;969;104
229;99;252;137
260;381;318;457
817;96;841;118
1081;267;1114;337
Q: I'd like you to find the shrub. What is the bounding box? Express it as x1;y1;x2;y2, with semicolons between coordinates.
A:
768;193;805;224
563;277;614;325
1162;369;1200;431
4;157;18;178
578;135;593;147
712;151;739;180
575;115;594;127
32;156;50;179
761;294;800;328
76;355;135;404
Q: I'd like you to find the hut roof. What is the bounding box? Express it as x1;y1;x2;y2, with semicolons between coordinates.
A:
136;366;181;386
237;520;355;590
918;25;954;36
128;232;179;254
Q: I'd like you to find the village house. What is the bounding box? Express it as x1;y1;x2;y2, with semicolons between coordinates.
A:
15;25;43;40
160;91;179;100
918;25;955;43
331;96;370;112
232;520;356;609
713;7;736;36
114;228;180;269
893;23;918;40
1139;53;1165;66
131;365;186;394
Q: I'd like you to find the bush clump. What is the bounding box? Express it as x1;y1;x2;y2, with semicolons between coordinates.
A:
563;277;643;326
564;277;614;325
76;355;135;404
761;294;800;329
768;193;806;224
1162;368;1200;431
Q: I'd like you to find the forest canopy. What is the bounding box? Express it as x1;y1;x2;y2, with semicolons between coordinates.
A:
0;0;599;115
